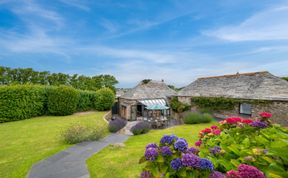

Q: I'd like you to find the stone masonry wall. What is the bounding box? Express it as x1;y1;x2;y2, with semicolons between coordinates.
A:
118;98;137;120
252;101;288;126
176;96;288;126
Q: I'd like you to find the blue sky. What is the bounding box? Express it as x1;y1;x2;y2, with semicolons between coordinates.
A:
0;0;288;87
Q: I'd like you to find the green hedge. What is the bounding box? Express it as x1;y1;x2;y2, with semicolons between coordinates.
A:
47;86;80;116
77;90;97;111
0;85;115;122
183;112;213;124
170;97;190;113
0;85;46;122
94;88;115;111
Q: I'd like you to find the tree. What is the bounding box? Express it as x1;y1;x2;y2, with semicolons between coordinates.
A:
0;65;118;91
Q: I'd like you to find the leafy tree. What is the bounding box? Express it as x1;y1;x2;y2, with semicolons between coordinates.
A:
0;66;118;91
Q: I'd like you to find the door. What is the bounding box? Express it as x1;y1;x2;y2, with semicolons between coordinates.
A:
131;105;137;121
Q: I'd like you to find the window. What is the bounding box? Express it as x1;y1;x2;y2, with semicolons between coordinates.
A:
239;103;252;115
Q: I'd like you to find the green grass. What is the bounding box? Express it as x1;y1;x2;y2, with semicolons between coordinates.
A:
0;111;108;178
86;123;214;178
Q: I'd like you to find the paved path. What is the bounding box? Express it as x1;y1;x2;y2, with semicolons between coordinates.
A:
119;121;139;135
27;134;129;178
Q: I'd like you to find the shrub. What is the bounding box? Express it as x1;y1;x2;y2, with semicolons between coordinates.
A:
130;122;151;135
108;117;127;133
170;97;190;113
77;90;96;111
138;112;286;178
47;86;80;116
94;88;115;111
62;123;105;144
202;113;213;122
196;112;288;177
139;134;216;177
183;112;213;124
0;85;46;122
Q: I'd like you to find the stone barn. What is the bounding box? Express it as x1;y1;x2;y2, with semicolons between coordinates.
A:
178;71;288;126
118;80;176;121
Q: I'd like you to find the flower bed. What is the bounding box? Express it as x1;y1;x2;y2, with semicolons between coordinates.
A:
138;112;288;178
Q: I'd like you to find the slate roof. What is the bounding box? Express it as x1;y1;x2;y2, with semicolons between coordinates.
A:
120;80;177;100
178;71;288;101
116;88;130;98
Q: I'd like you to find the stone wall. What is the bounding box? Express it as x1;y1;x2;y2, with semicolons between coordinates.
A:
118;98;137;120
210;101;288;126
252;101;288;126
176;96;288;126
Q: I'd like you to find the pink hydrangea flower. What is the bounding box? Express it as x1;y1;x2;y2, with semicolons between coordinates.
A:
201;128;212;133
213;129;221;135
225;117;242;124
259;112;272;118
195;140;202;147
241;119;253;124
211;125;218;130
238;164;265;178
226;170;240;178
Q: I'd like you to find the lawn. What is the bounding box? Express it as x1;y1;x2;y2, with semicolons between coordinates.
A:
87;123;214;178
0;111;108;178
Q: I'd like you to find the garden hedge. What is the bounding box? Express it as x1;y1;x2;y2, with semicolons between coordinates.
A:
0;85;115;122
0;85;46;122
77;90;97;111
94;88;115;111
47;86;80;116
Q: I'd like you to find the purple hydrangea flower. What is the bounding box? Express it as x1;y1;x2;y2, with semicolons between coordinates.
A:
238;164;265;178
160;146;172;156
209;146;221;155
199;158;214;171
160;135;177;145
250;121;268;128
174;138;188;152
146;143;158;149
181;153;200;168
170;134;178;141
187;147;200;154
140;171;152;178
210;171;226;178
145;147;158;161
170;158;182;171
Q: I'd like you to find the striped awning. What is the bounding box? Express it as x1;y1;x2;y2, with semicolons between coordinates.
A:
138;99;167;107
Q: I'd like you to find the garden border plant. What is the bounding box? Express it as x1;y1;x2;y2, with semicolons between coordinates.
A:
0;85;115;123
138;112;288;178
170;97;190;113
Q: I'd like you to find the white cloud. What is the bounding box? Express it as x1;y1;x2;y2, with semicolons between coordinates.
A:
11;0;64;28
59;0;90;11
100;19;119;33
79;46;184;64
205;5;288;41
96;55;258;87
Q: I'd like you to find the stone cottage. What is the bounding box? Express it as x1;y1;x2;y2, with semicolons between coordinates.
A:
118;80;176;121
178;71;288;126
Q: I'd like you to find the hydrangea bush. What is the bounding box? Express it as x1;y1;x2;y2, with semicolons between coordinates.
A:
197;112;288;178
139;112;288;178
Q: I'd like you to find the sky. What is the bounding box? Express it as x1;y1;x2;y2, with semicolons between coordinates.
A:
0;0;288;88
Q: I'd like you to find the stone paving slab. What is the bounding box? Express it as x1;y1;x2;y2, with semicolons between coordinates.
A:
27;134;129;178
